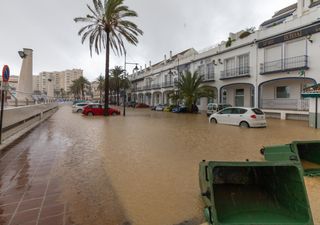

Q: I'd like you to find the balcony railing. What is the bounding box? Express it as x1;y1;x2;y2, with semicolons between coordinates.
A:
152;83;161;89
162;81;174;88
260;55;308;75
201;72;215;82
136;87;144;91
261;99;309;111
220;66;250;80
143;85;152;91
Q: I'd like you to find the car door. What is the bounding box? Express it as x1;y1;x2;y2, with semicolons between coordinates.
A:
229;108;248;125
228;108;240;125
97;105;104;115
216;108;233;124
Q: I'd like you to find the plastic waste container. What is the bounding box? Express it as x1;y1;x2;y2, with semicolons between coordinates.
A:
261;140;320;176
199;161;313;225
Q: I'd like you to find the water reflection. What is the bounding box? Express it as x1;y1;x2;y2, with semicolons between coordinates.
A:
52;106;320;225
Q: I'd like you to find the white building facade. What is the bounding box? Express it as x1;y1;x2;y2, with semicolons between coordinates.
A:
128;0;320;120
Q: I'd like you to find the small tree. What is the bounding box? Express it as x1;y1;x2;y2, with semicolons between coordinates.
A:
177;71;215;112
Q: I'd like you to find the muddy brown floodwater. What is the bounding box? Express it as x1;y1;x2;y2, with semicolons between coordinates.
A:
1;104;320;225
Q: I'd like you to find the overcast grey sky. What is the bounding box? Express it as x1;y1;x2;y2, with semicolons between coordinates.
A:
0;0;296;81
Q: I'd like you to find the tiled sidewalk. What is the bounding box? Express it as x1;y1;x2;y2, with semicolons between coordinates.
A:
0;133;74;225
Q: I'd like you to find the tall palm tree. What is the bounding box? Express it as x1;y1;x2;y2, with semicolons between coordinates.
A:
74;0;143;115
70;80;81;99
69;77;90;99
96;75;105;103
110;66;125;105
177;71;215;112
78;76;90;99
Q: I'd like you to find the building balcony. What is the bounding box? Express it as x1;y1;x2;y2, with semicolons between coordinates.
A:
261;99;309;111
201;72;215;82
220;66;250;80
152;83;161;89
136;87;144;91
144;85;152;91
162;81;174;88
260;55;308;75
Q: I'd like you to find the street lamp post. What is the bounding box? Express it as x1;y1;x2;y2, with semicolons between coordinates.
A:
123;52;139;116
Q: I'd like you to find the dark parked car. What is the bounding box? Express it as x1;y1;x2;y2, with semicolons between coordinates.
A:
127;101;137;107
172;106;187;113
135;103;149;108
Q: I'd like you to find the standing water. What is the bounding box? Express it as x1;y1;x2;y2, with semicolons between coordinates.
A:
1;104;319;225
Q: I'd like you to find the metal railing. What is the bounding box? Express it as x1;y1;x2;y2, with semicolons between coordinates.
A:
144;85;152;91
152;83;161;89
261;99;309;111
201;72;215;81
260;55;308;74
162;81;174;88
220;66;250;80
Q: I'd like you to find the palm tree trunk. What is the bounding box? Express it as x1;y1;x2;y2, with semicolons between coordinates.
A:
117;87;120;106
104;32;110;116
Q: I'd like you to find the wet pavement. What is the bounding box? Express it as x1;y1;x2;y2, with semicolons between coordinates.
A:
0;104;320;225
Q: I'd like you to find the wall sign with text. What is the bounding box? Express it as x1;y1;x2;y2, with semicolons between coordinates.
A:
258;22;320;48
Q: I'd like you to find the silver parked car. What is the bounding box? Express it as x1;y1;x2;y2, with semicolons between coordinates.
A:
72;102;90;113
209;107;267;128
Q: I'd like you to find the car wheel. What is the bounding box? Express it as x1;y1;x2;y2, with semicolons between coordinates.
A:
112;112;117;116
210;118;217;124
88;112;94;116
239;121;250;128
77;109;82;113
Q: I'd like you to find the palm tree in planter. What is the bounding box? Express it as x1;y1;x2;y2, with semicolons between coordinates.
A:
74;0;143;116
177;71;215;112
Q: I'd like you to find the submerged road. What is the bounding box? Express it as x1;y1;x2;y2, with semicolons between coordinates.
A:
0;104;319;225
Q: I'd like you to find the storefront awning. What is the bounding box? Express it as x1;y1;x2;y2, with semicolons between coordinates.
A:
301;83;320;98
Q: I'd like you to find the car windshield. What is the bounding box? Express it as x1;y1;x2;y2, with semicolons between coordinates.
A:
252;108;264;115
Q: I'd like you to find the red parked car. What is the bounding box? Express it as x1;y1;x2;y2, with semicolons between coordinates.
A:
82;104;120;116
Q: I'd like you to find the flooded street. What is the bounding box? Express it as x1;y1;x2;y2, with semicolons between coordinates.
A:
1;104;320;225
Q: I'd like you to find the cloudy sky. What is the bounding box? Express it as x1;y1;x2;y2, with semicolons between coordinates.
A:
0;0;296;81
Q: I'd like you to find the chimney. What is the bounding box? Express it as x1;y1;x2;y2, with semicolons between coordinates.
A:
149;60;152;68
145;64;147;70
164;54;167;64
170;51;172;60
140;66;142;71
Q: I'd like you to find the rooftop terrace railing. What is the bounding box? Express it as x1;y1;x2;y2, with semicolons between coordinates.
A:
260;55;308;75
220;66;250;80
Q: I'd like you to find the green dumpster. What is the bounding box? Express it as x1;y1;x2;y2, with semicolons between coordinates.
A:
199;161;313;225
261;140;320;176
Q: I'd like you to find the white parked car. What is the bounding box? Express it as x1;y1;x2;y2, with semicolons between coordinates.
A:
209;107;267;128
72;102;90;113
155;104;166;111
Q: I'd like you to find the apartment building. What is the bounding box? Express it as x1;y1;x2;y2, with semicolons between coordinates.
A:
128;0;320;119
33;69;83;96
